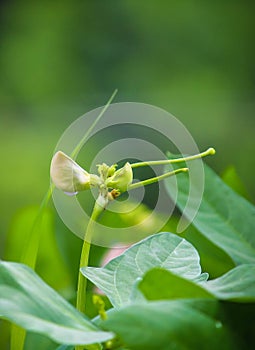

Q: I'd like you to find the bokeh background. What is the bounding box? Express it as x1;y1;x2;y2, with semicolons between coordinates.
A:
0;1;255;349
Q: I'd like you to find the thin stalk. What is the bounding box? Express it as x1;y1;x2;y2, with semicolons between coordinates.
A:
21;186;53;267
71;89;118;159
130;147;215;169
75;202;103;350
128;167;188;191
76;202;103;314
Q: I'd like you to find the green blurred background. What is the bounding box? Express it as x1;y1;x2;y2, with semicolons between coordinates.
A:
0;0;255;348
1;0;255;252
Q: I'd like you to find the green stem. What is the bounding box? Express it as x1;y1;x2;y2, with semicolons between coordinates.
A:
128;167;188;190
130;147;215;168
75;202;104;350
76;203;103;313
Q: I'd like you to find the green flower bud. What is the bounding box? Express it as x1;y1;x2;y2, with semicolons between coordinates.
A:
50;151;99;193
105;162;133;192
107;164;117;177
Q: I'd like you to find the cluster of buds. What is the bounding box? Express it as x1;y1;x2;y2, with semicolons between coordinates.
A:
50;148;215;209
50;151;133;209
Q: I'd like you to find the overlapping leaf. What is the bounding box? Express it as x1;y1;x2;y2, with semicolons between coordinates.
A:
99;300;236;350
0;261;113;346
165;163;255;265
203;264;255;302
81;232;204;307
139;268;214;300
139;265;255;303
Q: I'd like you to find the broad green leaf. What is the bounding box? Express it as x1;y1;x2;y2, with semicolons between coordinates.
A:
203;264;255;302
165;163;255;265
81;232;203;307
99;300;236;350
0;261;114;346
139;268;214;300
139;265;255;303
183;226;235;279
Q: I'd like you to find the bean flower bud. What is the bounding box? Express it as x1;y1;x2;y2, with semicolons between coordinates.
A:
50;151;99;193
106;162;133;192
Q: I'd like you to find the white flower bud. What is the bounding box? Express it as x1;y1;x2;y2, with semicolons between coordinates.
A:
50;151;92;193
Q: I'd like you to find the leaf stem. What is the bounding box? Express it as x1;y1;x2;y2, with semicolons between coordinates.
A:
130;147;215;169
128;167;188;191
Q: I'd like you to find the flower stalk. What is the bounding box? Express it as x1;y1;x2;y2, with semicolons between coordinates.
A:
128;167;188;190
130;147;215;168
76;202;103;315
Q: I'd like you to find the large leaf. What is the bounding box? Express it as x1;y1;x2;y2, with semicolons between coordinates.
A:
81;232;203;307
99;300;236;350
183;226;235;279
203;264;255;302
0;261;113;346
165;163;255;265
140;265;255;303
139;268;214;300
